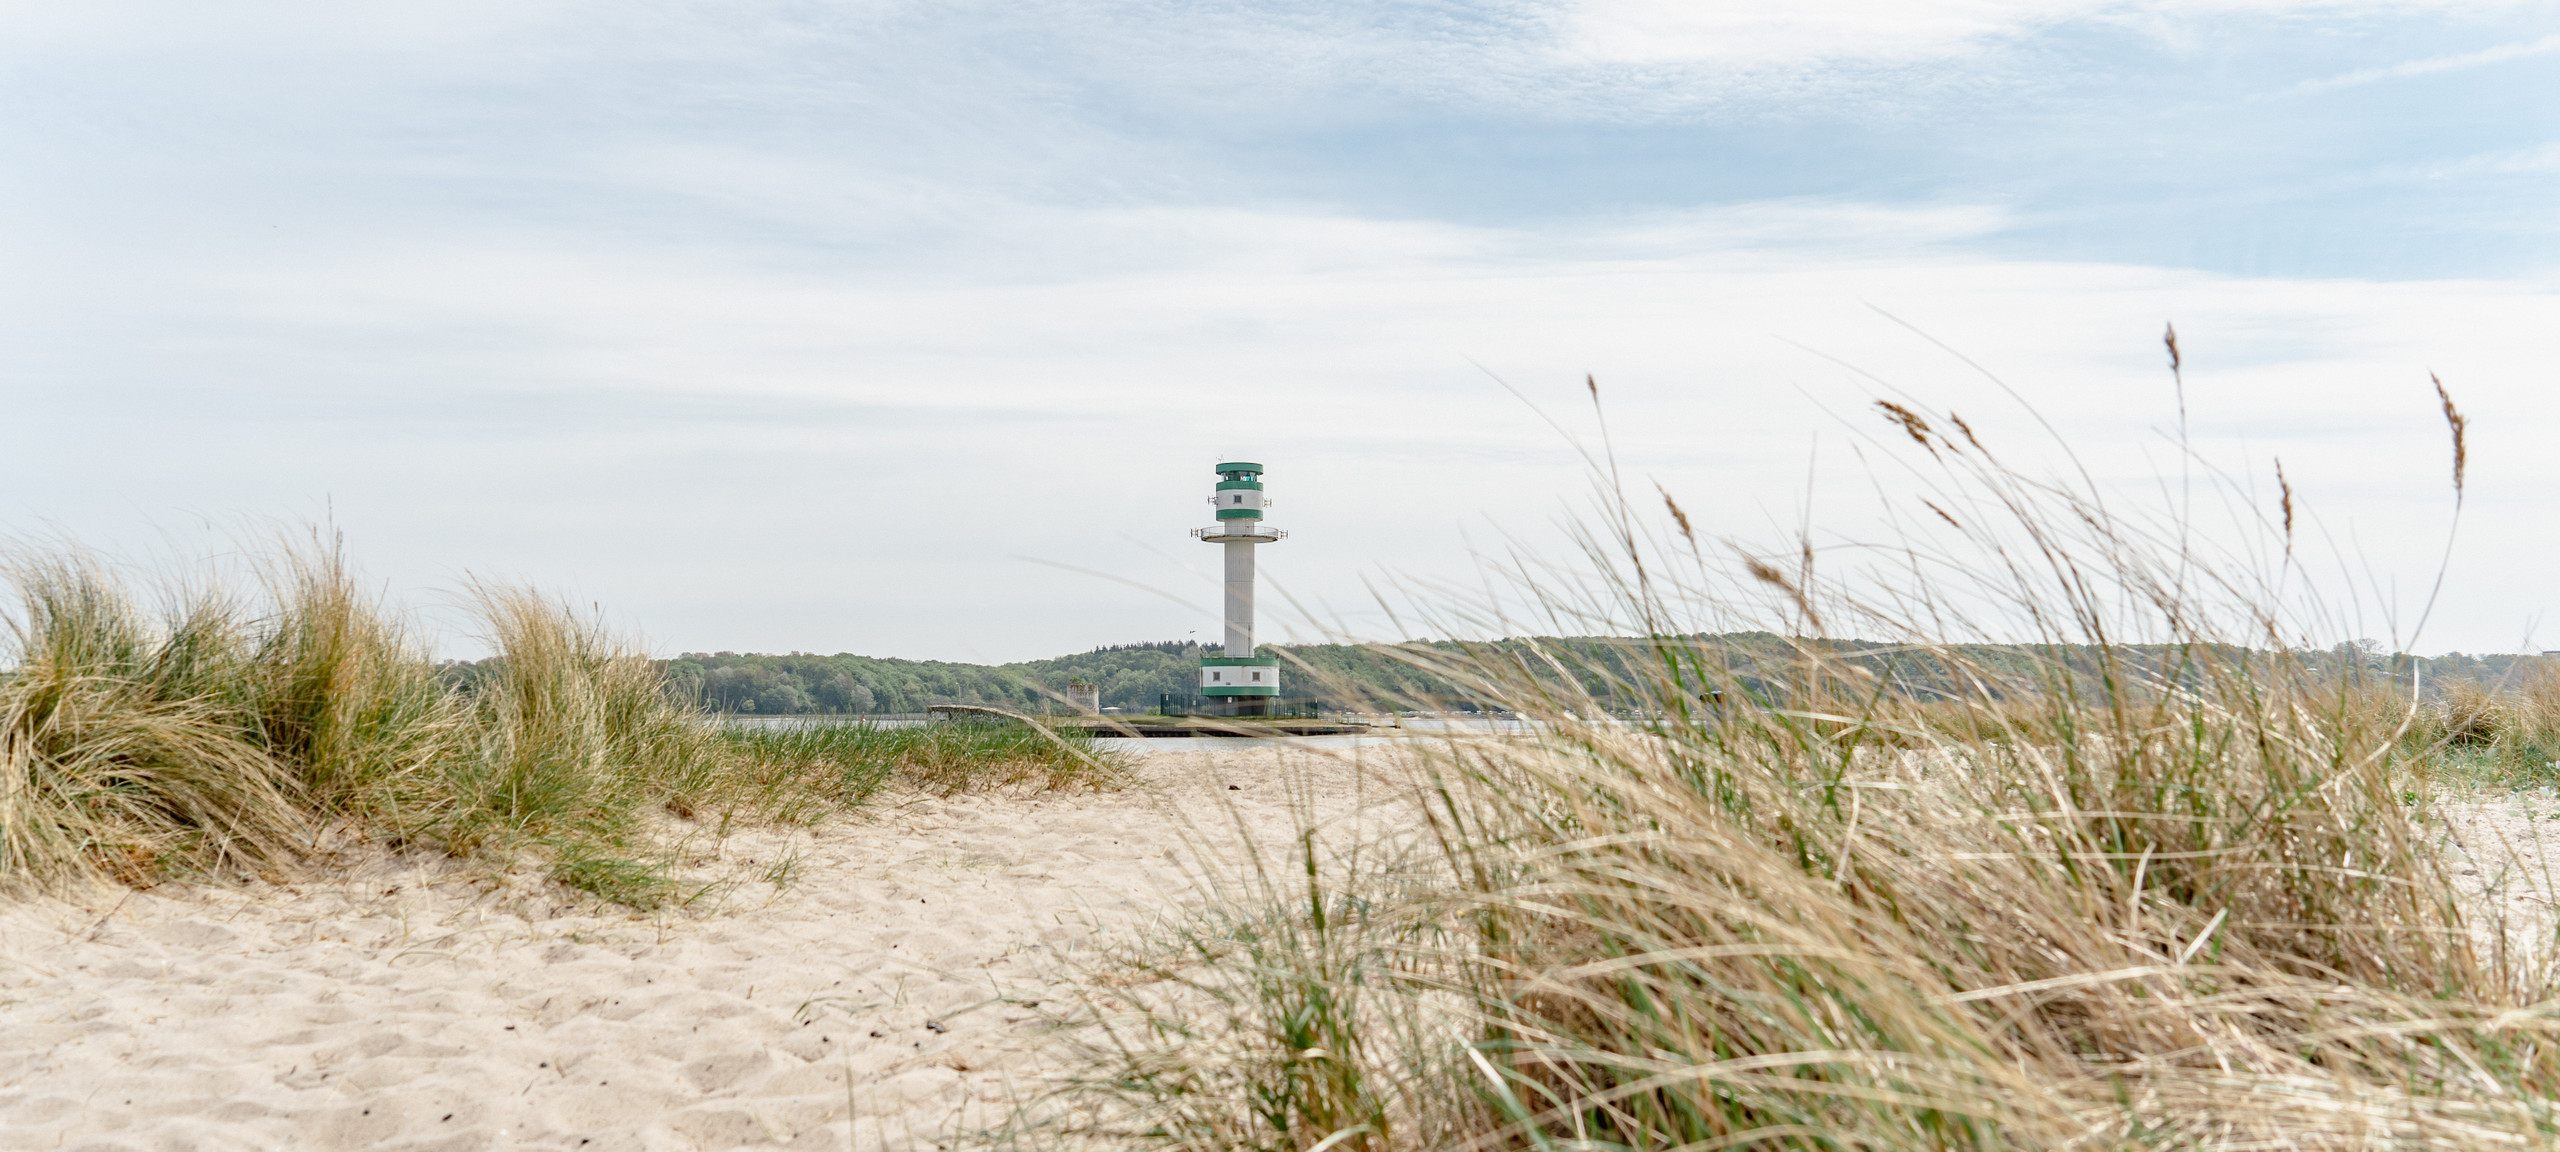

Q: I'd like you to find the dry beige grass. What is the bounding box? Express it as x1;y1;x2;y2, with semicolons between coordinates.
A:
1001;384;2560;1151
0;540;1114;905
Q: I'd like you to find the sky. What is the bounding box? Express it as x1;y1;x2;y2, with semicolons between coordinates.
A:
2;0;2555;661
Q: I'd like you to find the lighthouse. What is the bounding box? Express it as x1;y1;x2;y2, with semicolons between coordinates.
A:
1192;461;1286;714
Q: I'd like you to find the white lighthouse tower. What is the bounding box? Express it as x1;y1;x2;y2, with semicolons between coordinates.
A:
1192;461;1285;714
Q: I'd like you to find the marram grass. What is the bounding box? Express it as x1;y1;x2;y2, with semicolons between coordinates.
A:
1010;386;2560;1149
0;540;1115;905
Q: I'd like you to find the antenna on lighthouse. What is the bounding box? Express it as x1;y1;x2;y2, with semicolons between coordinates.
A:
1190;461;1286;716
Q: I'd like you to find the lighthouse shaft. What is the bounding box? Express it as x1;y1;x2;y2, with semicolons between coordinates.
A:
1223;539;1256;656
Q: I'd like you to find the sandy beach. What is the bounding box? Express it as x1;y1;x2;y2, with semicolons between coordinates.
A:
2439;791;2560;960
0;740;1429;1152
16;735;2560;1152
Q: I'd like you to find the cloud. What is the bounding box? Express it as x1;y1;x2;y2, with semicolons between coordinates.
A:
5;0;2557;658
4;0;2536;136
14;187;2558;656
1009;0;2552;124
2415;139;2560;177
2291;29;2560;92
1545;0;2521;67
0;1;591;60
1554;0;2102;65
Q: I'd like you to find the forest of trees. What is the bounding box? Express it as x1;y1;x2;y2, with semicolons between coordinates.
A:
644;638;1653;714
661;642;1208;714
428;637;2553;717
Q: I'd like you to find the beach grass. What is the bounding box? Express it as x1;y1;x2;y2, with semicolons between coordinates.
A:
0;538;1118;906
2411;667;2560;794
721;719;1121;823
1016;386;2560;1149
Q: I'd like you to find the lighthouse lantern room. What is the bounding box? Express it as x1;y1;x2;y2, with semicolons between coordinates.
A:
1191;461;1286;714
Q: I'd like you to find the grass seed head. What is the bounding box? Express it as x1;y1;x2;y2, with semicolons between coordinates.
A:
2434;372;2468;497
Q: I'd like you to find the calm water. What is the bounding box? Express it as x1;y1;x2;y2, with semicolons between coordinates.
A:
719;713;1544;753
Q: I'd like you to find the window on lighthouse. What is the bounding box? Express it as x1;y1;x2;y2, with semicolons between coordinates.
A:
1232;495;1242;504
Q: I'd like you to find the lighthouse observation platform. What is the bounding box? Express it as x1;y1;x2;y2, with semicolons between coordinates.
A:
1193;524;1285;544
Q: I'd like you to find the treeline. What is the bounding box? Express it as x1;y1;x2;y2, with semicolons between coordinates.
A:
656;643;1227;714
644;640;1592;714
424;636;2553;717
432;641;1463;715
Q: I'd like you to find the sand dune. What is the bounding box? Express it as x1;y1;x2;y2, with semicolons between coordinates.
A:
0;741;1427;1152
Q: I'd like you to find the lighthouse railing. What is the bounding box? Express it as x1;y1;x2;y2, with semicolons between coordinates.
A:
1191;525;1286;541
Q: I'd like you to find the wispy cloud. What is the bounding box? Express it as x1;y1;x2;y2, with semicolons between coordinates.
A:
2293;31;2560;93
1556;0;2099;66
2401;139;2560;179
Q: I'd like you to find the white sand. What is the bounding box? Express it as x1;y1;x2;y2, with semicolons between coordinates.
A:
24;739;2560;1151
0;742;1430;1152
2439;792;2560;958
